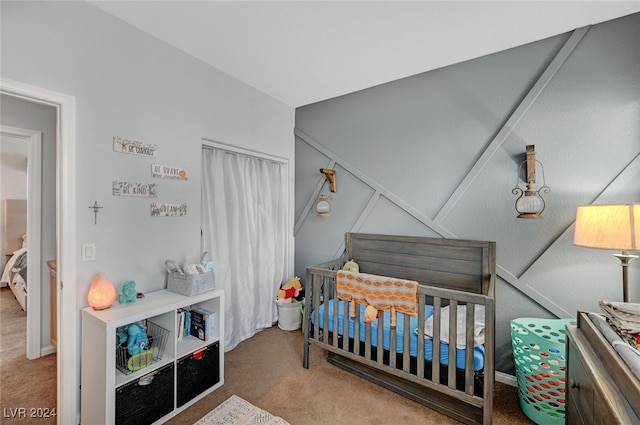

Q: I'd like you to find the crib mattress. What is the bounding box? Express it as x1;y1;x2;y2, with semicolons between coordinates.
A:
311;299;484;371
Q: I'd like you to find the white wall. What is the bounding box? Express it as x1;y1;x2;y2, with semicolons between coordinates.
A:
1;0;294;419
1;135;27;199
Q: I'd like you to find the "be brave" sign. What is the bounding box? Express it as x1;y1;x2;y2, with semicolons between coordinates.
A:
151;164;188;181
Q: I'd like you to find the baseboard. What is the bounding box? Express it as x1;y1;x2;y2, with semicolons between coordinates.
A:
496;371;517;387
41;344;56;357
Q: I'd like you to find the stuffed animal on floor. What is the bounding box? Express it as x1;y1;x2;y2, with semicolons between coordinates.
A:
277;276;304;303
342;259;359;273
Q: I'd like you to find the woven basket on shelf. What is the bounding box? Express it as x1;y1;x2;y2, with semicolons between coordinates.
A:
165;252;215;297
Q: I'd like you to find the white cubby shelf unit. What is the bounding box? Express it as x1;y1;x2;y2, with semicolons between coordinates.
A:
81;288;225;425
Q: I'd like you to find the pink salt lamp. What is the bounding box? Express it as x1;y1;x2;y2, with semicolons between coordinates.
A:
87;273;117;310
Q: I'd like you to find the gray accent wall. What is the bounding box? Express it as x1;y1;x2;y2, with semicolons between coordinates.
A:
294;13;640;374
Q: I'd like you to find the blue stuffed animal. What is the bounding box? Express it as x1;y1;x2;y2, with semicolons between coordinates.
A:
126;322;149;356
118;280;137;304
116;326;129;345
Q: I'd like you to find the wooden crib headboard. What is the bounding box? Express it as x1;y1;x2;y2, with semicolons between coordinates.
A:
3;199;27;255
345;232;496;296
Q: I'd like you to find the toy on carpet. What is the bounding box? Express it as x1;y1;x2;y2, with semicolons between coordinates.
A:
276;276;304;303
342;259;359;273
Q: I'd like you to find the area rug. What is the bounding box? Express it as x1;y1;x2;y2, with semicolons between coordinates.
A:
194;395;290;425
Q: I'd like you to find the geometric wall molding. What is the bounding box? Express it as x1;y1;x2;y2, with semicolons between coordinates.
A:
295;28;593;291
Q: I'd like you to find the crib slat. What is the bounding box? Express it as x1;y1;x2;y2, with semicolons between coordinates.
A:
432;296;441;384
313;275;321;344
377;315;384;366
322;277;330;345
448;300;458;389
402;317;410;373
341;298;349;350
365;319;371;360
353;304;360;356
416;295;425;379
332;291;340;349
465;303;475;394
389;311;397;367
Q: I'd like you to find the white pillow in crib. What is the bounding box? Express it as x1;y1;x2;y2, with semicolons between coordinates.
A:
422;305;485;349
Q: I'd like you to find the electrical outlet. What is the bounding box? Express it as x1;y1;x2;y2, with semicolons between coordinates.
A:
82;243;96;261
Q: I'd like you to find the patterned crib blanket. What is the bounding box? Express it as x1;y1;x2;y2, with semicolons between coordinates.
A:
336;270;418;327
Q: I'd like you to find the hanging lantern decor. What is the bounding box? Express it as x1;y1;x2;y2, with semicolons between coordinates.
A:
512;145;550;219
316;192;332;217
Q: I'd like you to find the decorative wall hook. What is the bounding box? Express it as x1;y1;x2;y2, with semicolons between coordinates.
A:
320;168;337;192
89;201;103;225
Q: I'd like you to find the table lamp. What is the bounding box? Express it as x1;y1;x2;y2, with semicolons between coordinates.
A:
574;204;639;302
87;272;117;310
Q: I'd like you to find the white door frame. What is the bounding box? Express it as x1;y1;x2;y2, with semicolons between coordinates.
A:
0;125;42;359
1;78;77;424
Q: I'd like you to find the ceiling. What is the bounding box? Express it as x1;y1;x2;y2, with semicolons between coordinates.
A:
89;1;640;108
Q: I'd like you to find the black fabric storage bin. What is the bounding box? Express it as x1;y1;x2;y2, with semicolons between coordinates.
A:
177;341;220;407
115;363;174;425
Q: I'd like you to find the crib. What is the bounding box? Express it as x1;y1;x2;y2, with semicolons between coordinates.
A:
302;233;496;425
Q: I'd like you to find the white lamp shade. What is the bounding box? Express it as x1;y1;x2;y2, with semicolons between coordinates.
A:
574;204;639;251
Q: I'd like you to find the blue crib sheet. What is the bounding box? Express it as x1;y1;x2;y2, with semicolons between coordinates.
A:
311;299;484;371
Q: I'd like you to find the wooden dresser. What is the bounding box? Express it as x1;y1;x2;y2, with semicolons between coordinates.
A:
566;311;640;424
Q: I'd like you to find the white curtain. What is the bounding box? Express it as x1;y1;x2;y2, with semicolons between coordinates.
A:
201;147;286;351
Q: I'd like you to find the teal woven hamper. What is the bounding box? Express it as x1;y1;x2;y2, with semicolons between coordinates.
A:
510;317;575;425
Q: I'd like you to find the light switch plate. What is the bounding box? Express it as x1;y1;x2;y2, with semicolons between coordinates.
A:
82;243;96;261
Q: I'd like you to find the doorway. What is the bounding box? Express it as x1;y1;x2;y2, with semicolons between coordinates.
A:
0;124;44;360
1;78;77;424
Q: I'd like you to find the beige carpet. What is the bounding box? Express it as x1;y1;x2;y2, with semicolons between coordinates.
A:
194;395;289;425
167;325;535;425
0;287;57;425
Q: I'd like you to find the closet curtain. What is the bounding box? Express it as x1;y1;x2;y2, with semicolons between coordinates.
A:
201;147;286;351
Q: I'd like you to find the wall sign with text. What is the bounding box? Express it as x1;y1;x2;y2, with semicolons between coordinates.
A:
113;136;158;157
113;181;157;198
151;202;187;217
151;164;188;181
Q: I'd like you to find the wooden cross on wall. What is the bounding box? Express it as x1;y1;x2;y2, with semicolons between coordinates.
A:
89;201;103;225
